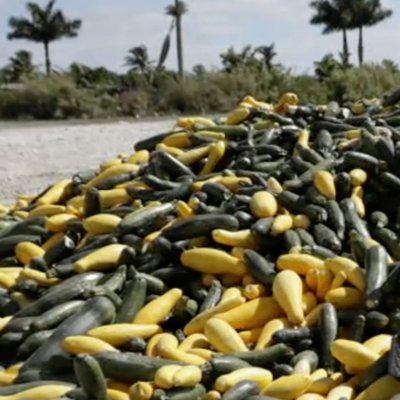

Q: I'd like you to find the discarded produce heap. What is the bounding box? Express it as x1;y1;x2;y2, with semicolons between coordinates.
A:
2;91;400;400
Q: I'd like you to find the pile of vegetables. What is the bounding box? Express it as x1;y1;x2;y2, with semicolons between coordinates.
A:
2;90;400;400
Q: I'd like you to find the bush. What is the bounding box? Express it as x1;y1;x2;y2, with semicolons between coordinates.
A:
1;61;399;120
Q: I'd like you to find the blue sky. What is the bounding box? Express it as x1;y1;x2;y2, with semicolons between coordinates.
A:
0;0;399;74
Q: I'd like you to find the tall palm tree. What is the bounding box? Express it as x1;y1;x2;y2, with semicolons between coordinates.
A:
310;0;352;66
165;0;188;77
7;0;81;75
125;45;153;74
349;0;392;66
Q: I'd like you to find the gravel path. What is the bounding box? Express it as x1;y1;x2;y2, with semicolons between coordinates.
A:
0;119;175;205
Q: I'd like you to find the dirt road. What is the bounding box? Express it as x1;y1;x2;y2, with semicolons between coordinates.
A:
0;119;174;204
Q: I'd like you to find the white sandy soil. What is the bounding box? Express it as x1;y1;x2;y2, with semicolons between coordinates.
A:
0;119;175;205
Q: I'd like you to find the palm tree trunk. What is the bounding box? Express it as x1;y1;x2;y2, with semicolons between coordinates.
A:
358;26;364;66
44;41;51;75
342;28;349;66
175;0;184;77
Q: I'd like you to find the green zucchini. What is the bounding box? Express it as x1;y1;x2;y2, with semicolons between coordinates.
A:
199;279;222;313
221;380;260;400
115;275;147;323
349;313;366;342
207;356;251;376
295;228;315;247
271;363;293;377
14;272;103;318
163;384;206;400
357;352;389;391
118;202;175;234
156;151;196;178
273;327;311;344
122;337;147;353
313;223;342;253
73;354;107;400
93;351;186;382
84;186;101;217
3;317;37;333
30;300;84;332
343;151;381;171
365;311;389;329
364;245;388;299
318;302;338;373
283;230;302;251
326;200;346;240
250;217;274;237
340;198;370;239
244;249;276;285
162;214;239;242
99;265;127;292
230;344;294;367
44;235;76;266
335;172;352;200
17;329;54;358
18;295;116;379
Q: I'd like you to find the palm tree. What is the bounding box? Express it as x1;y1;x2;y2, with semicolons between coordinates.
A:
9;50;35;79
255;44;277;70
125;45;153;74
165;0;188;77
7;0;81;75
349;0;392;66
310;0;352;66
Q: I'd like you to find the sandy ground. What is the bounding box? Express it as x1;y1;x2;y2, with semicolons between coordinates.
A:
0;119;175;205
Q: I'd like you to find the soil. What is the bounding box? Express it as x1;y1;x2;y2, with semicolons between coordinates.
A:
0;119;174;205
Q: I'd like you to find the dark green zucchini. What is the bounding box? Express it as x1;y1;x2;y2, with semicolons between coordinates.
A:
163;384;206;400
118;202;175;234
162;214;239;242
14;272;103;318
30;300;84;332
243;249;276;285
73;354;107;400
365;311;389;329
357;352;389;391
364;245;388;298
283;230;302;251
93;351;186;382
349;313;366;342
99;265;127;292
17;329;54;358
44;235;76;266
115;275;147;323
83;186;101;217
222;380;260;400
326;200;346;240
230;344;294;367
199;279;222;313
313;223;342;253
250;217;274;237
18;295;116;379
340;198;370;239
273;327;312;344
206;356;250;376
318;303;338;372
